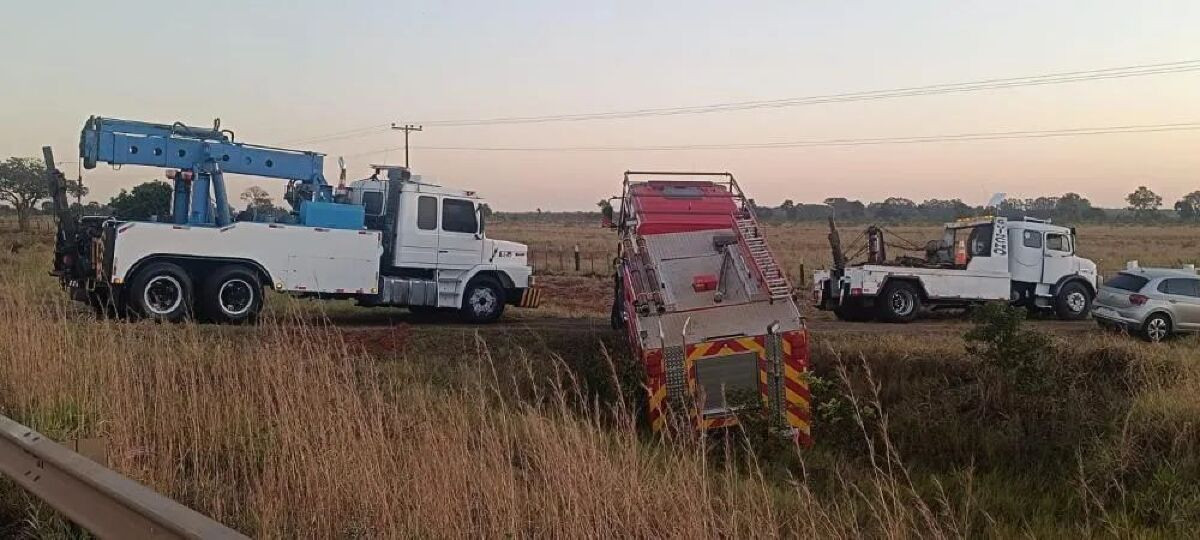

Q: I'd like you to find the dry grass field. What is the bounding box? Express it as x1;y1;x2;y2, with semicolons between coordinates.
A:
1;223;1200;537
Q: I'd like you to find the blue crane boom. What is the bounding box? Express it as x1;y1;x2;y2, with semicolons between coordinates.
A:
79;116;335;226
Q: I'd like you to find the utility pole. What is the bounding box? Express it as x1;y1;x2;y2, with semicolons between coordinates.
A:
390;123;423;168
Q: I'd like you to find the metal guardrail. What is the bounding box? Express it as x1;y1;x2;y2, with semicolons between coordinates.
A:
0;414;247;539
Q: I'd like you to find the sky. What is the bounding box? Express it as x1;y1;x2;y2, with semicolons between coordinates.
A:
3;1;1200;211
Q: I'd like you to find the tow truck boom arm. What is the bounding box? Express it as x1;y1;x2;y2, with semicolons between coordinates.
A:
78;116;328;226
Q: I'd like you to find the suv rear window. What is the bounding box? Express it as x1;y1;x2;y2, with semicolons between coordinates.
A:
1104;273;1148;292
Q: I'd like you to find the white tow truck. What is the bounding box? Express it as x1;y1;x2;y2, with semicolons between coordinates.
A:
813;217;1098;322
45;117;540;323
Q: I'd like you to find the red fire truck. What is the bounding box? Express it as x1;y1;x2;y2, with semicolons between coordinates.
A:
610;172;811;444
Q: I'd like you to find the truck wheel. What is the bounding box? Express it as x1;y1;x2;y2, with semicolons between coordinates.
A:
461;278;505;323
1142;313;1172;342
129;262;192;322
200;265;263;324
877;282;920;323
1054;282;1092;320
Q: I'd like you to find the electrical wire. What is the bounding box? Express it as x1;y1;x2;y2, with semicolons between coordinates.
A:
278;58;1200;145
414;59;1200;127
340;121;1200;156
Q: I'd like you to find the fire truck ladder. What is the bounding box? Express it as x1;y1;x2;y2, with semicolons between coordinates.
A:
734;216;792;300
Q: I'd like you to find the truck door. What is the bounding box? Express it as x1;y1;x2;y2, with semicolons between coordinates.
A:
395;194;440;267
1041;232;1075;284
438;197;484;269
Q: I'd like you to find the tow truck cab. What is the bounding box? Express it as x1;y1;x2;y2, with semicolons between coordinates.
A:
344;165;539;315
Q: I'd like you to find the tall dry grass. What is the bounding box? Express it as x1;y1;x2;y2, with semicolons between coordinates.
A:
0;234;966;538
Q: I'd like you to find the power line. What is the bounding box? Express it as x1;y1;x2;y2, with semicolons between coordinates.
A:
277;123;393;146
281;58;1200;145
414;59;1200;127
343;121;1200;156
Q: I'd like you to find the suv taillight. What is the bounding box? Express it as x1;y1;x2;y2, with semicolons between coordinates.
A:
1130;293;1149;306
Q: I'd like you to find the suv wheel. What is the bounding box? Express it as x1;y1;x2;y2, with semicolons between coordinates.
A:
1142;313;1172;342
460;278;505;323
1054;282;1092;320
877;282;920;323
129;262;192;322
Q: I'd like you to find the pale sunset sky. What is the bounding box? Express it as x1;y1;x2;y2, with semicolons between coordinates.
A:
3;1;1199;210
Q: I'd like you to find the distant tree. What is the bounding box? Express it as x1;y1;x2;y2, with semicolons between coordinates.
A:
0;156;86;231
1126;186;1162;221
109;180;173;221
918;198;972;221
237;185;288;222
1026;196;1059;219
1053;193;1092;222
870;197;917;221
70;201;110;216
239;186;274;209
794;203;832;221
779;199;797;220
823;197;866;220
1174;191;1200;222
479;203;493;217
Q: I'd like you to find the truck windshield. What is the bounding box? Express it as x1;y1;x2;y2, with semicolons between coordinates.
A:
1104;273;1148;292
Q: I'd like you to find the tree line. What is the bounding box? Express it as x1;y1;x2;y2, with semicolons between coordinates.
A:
3;154;1200;230
747;185;1197;224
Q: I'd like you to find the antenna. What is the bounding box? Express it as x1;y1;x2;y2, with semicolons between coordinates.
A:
390;123;423;168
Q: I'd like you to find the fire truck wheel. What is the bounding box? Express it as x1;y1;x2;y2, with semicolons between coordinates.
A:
129;262;193;322
200;265;263;324
461;278;505;323
878;281;921;323
1054;281;1092;320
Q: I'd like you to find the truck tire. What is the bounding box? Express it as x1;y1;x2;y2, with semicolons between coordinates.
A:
460;278;505;323
877;281;921;323
1053;281;1092;320
200;265;263;324
128;262;193;322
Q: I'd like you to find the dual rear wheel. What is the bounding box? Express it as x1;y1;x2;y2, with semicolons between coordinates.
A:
126;262;262;324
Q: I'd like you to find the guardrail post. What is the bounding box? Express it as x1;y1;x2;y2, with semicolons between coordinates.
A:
574;245;581;272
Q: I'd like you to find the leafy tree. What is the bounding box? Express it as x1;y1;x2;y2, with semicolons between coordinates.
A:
109;180;173;221
236;185;287;221
0;156;86;231
1174;191;1200;222
1125;186;1162;221
479;203;493;217
239;186;274;210
1054;193;1092;222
